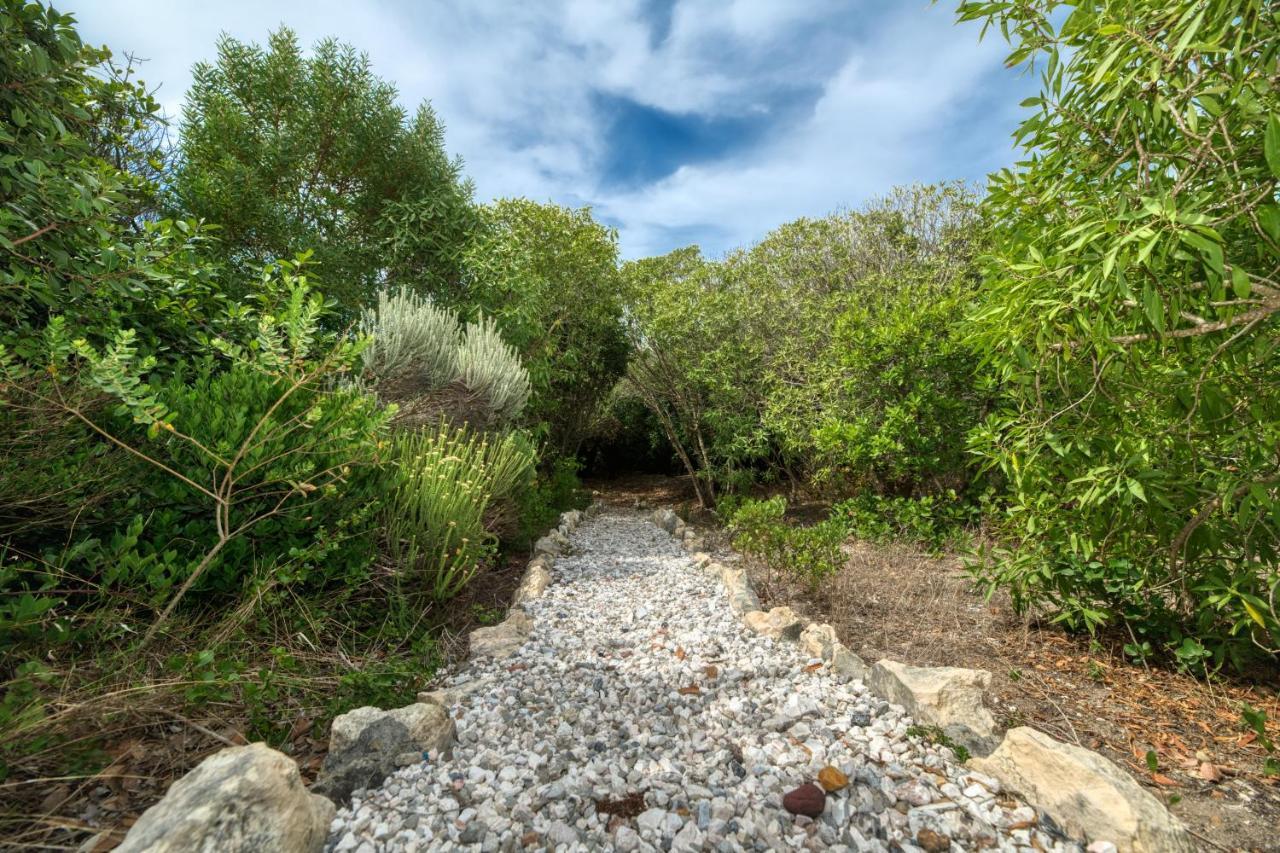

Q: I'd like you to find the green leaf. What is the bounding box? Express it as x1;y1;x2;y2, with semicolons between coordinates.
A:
1259;205;1280;243
1266;114;1280;179
1142;283;1165;333
1231;267;1251;300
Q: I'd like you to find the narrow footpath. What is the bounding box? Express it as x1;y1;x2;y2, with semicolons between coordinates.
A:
327;511;1082;852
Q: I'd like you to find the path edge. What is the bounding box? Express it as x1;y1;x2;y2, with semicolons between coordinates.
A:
648;504;1195;853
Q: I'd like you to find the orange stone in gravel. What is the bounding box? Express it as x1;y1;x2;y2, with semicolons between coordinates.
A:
781;783;825;817
817;766;849;792
916;828;951;852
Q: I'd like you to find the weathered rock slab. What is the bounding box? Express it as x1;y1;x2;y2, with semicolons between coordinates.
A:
716;564;761;614
512;557;552;607
868;659;999;755
971;727;1195;852
830;643;868;680
117;742;332;853
313;702;455;803
469;609;533;659
743;606;803;641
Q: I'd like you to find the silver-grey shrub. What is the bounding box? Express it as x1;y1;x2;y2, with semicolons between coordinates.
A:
456;315;531;424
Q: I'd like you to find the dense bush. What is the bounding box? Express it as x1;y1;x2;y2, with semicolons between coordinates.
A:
959;0;1280;669
725;497;846;589
624;185;990;506
359;286;530;429
464;199;630;455
173;28;477;312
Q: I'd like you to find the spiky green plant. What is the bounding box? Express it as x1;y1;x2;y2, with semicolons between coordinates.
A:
384;421;534;599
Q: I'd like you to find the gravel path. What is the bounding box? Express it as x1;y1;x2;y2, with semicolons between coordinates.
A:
328;511;1084;852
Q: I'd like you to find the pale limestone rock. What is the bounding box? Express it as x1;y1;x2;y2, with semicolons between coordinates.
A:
533;530;569;557
801;623;839;660
469;609;533;659
868;659;999;755
972;727;1195;853
117;743;332;852
743;606;804;641
830;643;868;680
717;565;761;614
512;557;552;606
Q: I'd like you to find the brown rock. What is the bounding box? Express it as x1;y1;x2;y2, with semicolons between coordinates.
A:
917;828;952;852
817;766;848;792
781;783;825;817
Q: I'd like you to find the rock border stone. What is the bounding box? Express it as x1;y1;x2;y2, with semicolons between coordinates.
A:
648;504;1194;853
116;742;334;853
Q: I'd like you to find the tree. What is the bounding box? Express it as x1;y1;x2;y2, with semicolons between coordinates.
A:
0;0;219;356
172;28;477;314
959;0;1280;668
463;199;629;456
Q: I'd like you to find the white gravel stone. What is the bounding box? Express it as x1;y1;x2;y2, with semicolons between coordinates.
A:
325;512;1085;852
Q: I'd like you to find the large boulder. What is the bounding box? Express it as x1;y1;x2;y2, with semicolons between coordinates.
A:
312;702;455;803
971;727;1195;852
743;606;804;641
116;742;332;853
867;659;999;755
469;609;533;659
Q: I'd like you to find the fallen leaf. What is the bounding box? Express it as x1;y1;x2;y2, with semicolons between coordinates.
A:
1151;773;1179;786
703;665;718;679
677;685;701;696
804;662;823;673
674;647;687;660
1198;762;1223;783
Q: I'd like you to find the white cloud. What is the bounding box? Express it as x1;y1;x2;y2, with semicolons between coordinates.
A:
64;0;1031;258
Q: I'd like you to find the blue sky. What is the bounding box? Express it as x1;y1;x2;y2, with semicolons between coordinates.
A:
65;0;1037;259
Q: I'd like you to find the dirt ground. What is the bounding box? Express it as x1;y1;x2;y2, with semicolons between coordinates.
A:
596;474;1280;853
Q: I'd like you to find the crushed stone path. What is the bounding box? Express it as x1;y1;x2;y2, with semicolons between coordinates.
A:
327;511;1083;852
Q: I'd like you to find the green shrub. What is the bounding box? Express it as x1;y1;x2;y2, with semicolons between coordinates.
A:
958;0;1280;670
726;497;845;588
464;199;629;456
513;456;589;547
833;491;981;552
